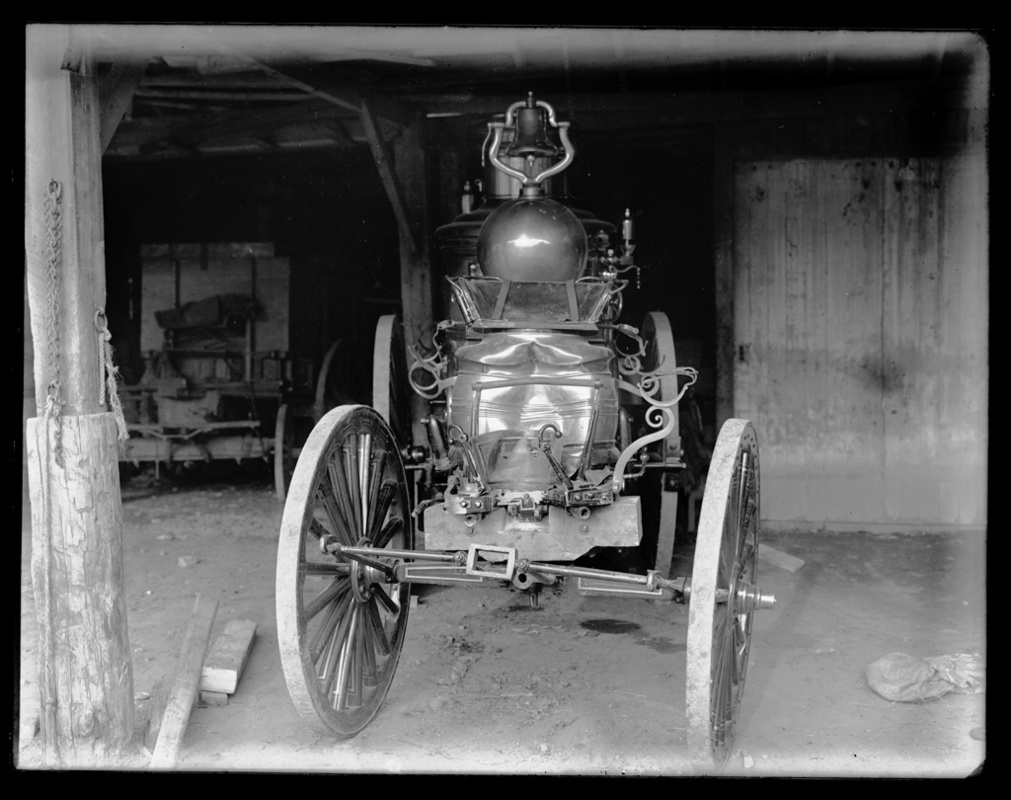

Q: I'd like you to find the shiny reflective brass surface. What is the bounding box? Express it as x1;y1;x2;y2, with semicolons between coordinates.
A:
477;197;588;282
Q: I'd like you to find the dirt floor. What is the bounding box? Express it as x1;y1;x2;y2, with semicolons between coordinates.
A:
17;467;986;777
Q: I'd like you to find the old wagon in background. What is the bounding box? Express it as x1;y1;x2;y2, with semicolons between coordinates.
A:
117;241;333;499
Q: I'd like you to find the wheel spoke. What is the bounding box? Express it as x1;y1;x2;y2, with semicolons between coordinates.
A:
733;614;750;682
736;452;750;546
318;595;353;682
367;482;397;543
711;627;732;746
719;519;733;586
360;604;380;687
303;560;351;576
366;597;393;656
344;435;363;539
374;516;404;549
334;606;360;710
325;462;355;544
351;617;366;707
308;517;330;540
740;536;756;571
371;582;400;615
304;576;350;621
308;591;347;663
359;433;372;540
711;604;731;684
367;450;388;531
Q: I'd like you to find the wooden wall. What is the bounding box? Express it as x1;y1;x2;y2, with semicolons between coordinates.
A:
732;153;986;531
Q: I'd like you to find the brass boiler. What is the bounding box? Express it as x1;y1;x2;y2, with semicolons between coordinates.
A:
419;93;653;563
447;330;620;491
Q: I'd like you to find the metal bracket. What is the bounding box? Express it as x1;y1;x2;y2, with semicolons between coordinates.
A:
576;576;673;600
465;544;518;581
397;563;487;585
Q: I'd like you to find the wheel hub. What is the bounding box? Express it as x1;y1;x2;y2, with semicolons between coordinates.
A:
350;537;391;603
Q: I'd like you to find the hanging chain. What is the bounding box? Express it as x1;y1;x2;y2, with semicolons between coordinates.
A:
43;179;64;468
95;308;130;449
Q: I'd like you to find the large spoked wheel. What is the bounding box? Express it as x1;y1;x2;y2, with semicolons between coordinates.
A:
276;404;413;737
639;311;682;577
372;315;412;446
685;419;761;772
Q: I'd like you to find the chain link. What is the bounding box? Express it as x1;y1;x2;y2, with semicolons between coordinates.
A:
43;179;64;468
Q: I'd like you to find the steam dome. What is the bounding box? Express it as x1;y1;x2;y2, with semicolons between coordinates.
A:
477;197;588;281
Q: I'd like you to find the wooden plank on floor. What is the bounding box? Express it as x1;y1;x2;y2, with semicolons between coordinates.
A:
198;690;229;707
199;618;257;694
150;594;218;769
759;544;806;573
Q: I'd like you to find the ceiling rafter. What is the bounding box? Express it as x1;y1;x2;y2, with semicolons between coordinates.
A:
99;62;146;153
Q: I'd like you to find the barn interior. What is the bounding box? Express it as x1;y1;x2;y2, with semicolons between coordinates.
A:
21;25;988;776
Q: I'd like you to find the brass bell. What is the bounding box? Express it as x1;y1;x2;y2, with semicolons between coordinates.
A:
504;95;560;159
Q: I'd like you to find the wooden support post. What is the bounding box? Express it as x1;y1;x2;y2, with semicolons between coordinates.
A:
393;117;435;448
26;414;134;765
713;124;737;429
361;101;434;447
24;24;134;766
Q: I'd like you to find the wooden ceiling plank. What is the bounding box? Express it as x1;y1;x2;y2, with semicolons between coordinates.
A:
141;98;349;149
256;64;411;129
415;78;975;125
134;88;311;101
250;64;360;113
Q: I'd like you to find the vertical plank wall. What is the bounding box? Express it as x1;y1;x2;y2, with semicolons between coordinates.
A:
733;156;986;531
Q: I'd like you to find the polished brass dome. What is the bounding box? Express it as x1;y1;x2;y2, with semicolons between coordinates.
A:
477;197;588;282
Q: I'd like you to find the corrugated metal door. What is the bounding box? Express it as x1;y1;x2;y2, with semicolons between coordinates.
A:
733;156;986;530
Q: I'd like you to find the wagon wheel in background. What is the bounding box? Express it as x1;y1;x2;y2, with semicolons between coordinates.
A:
372;316;412;448
276;405;413;737
638;310;682;577
686;418;772;773
274;403;295;501
314;339;360;423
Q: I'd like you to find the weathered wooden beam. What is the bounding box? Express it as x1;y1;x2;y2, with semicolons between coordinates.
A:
393;117;436;448
360;98;421;259
713;124;736;430
150;595;219;769
360;101;435;446
133;88;310;101
25;24;134;767
27;29;107;414
416;78;977;126
113;98;353;155
26;414;136;766
99;62;146;153
253;63;411;128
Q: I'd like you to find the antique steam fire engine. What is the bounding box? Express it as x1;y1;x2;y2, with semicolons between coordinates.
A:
275;94;777;772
